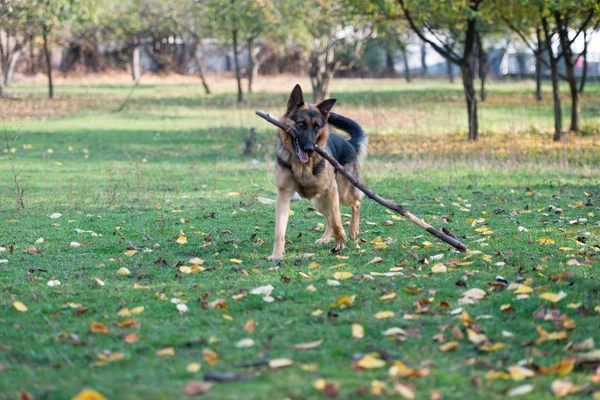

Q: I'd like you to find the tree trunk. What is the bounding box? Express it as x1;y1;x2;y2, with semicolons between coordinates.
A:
447;59;454;83
535;28;542;101
247;38;254;93
554;13;579;133
461;64;478;141
385;45;395;77
29;41;37;75
477;34;487;102
42;30;54;99
5;47;22;85
566;67;580;133
542;17;561;141
310;72;330;103
0;64;5;97
132;45;141;82
420;43;428;77
232;28;243;102
192;49;211;95
399;44;410;82
579;30;588;94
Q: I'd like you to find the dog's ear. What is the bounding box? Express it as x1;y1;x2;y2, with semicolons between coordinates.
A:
286;84;304;113
316;98;336;117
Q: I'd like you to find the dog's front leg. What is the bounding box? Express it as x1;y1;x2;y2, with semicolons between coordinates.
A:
269;188;294;261
327;187;347;253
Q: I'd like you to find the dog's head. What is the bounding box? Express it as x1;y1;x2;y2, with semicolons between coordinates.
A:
281;84;336;164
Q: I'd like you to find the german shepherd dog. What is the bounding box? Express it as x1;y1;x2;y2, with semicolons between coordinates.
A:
269;84;368;260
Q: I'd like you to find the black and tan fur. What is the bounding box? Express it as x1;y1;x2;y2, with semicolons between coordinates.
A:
269;84;368;260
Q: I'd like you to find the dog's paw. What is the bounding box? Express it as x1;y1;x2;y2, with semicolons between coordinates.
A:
315;236;332;245
268;253;284;261
331;242;346;254
349;230;359;241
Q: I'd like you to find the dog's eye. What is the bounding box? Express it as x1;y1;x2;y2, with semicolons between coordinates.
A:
314;125;321;132
298;122;306;130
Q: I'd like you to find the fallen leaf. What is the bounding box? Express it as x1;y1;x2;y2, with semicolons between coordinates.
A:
181;381;213;395
250;284;274;295
331;294;355;308
13;301;28;312
438;341;459;352
394;382;415;399
47;279;61;287
374;311;395;319
538;237;555;245
269;358;293;369
538;358;575;376
539;292;567;303
117;267;131;276
72;389;107;400
294;339;323;350
507;384;534;397
508;366;536;381
333;271;353;280
90;322;109;334
203;349;218;366
156;347;175;357
186;363;202;373
352;323;365;339
357;354;386;369
235;338;255;348
380;292;397;301
123;333;139;344
551;380;578;397
243;319;255;333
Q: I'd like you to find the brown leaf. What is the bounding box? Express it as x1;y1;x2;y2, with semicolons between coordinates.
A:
243;319;255;333
90;322;109;334
118;319;141;328
574;338;594;351
182;381;213;395
24;247;41;255
18;390;34;400
74;307;89;316
123;333;140;344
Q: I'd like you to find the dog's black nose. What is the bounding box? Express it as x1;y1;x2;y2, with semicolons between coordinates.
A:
303;143;315;153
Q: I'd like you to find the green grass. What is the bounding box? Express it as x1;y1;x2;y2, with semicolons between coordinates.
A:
1;78;600;399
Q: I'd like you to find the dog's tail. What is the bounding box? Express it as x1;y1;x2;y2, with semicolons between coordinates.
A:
328;112;368;163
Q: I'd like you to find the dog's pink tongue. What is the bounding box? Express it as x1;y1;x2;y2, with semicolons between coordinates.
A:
298;150;309;163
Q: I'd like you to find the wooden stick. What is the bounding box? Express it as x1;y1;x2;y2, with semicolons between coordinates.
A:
255;110;468;253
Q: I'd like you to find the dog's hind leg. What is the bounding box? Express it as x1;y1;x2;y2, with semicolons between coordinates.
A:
312;195;333;244
269;188;294;261
349;199;361;240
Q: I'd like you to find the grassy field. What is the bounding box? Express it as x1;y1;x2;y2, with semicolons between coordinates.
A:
1;76;600;399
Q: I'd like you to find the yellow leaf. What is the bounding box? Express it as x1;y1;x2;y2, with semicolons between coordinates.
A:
300;363;319;372
230;258;243;264
117;267;131;275
294;339;324;350
467;329;488;345
357;354;386;369
130;306;145;314
72;389;107;400
352;323;364;339
306;284;317;292
508;366;536;381
333;271;353;280
179;266;192;274
480;343;505;352
538;237;555;245
331;294;355;308
308;261;320;269
123;250;137;256
438;341;459;352
431;264;447;273
269;358;293;369
156;347;175;357
485;370;511;380
176;235;187;244
539;359;576;376
539;292;567;303
203;349;218;366
13;301;28;312
335;255;349;260
394;382;415;399
186;362;202;373
380;292;396;301
514;285;533;294
374;311;395;319
94;277;105;286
